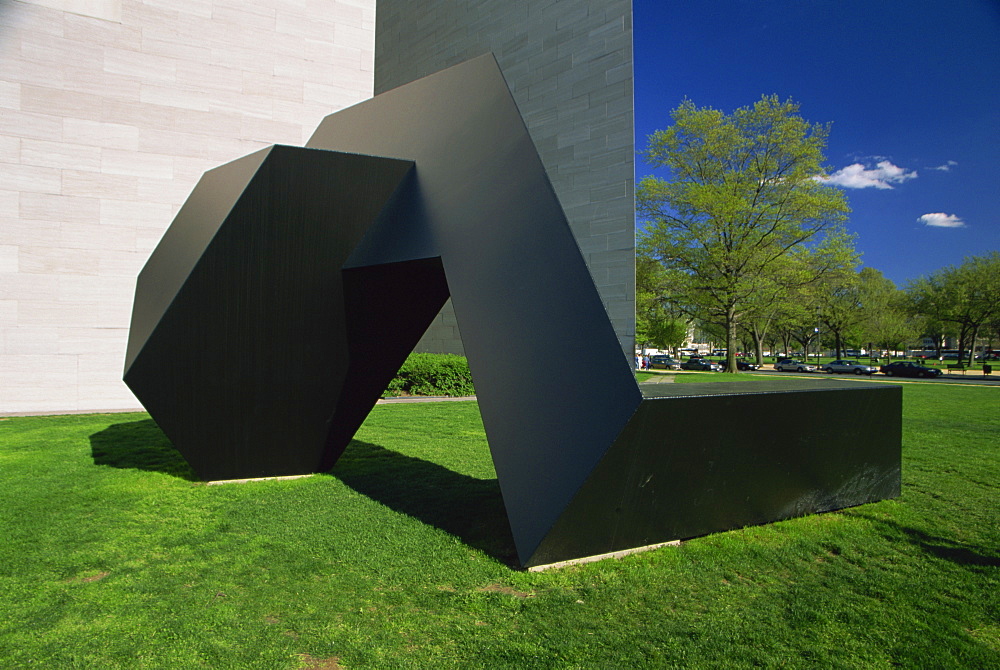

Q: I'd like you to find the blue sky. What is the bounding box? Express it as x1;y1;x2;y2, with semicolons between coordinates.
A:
633;0;1000;286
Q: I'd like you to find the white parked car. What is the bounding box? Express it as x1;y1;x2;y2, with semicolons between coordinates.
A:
820;360;878;375
774;359;816;373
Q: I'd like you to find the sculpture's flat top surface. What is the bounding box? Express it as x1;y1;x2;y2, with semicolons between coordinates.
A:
638;379;900;399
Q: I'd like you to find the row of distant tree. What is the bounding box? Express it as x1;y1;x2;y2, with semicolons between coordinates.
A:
635;95;999;370
638;252;1000;366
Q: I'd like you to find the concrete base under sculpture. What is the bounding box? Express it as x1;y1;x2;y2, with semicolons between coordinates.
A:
124;54;902;569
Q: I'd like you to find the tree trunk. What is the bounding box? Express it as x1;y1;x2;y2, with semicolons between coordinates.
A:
793;333;812;359
968;325;980;366
957;323;970;366
725;304;738;373
751;323;766;366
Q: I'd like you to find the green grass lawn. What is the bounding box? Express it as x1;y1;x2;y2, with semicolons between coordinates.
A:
1;382;998;668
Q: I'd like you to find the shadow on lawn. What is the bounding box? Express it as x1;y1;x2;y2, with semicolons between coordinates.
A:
850;512;1000;570
89;422;519;565
330;440;519;566
89;419;198;481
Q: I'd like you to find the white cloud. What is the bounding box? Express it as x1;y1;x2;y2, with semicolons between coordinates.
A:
928;160;959;171
918;212;965;228
817;160;918;189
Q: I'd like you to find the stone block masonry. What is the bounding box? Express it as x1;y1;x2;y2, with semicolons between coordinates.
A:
0;0;376;413
375;0;636;361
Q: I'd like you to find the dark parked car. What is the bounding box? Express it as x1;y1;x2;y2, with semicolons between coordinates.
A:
821;360;878;375
879;361;943;378
734;359;760;371
681;357;721;371
649;355;681;370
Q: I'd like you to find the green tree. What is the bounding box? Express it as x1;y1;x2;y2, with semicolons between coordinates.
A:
816;269;864;359
741;247;843;364
858;268;920;361
907;252;1000;365
637;95;853;373
635;249;689;352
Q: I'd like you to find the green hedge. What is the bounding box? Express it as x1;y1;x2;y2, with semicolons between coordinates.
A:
383;353;475;397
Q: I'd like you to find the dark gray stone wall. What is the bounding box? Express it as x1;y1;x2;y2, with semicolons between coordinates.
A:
375;0;635;359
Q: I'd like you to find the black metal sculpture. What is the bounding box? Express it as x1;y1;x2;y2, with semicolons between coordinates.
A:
125;55;901;569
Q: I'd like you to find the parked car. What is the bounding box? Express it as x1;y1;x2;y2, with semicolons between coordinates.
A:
774;359;816;373
735;359;760;371
649;355;681;370
821;360;878;375
681;357;721;371
880;361;943;378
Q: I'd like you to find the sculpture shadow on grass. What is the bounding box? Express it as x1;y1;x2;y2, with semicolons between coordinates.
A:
89;420;518;565
90;419;199;481
848;512;1000;570
328;440;519;567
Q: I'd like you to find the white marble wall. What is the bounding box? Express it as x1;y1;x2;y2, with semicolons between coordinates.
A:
1;0;375;413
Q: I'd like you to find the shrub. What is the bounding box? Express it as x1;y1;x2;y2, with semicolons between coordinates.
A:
382;353;475;397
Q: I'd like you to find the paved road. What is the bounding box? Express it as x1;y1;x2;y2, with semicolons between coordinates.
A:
641;367;999;387
748;369;1000;387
